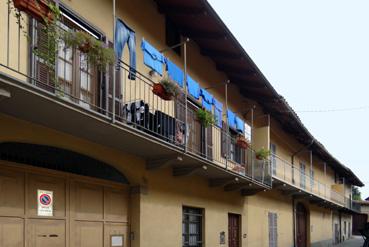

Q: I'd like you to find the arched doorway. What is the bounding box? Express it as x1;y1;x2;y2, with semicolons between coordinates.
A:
0;142;130;247
296;203;308;247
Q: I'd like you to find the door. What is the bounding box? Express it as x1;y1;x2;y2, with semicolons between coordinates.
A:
228;214;240;247
27;219;65;247
296;203;307;247
0;164;129;247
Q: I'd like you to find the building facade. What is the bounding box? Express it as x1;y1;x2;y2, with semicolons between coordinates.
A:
0;0;364;247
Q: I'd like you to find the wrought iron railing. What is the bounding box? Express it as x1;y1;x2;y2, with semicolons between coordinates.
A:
271;154;346;206
0;8;272;187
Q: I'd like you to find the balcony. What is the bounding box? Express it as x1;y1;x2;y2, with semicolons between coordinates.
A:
0;5;271;193
271;154;350;209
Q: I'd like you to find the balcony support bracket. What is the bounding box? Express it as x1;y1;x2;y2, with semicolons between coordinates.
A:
146;155;183;170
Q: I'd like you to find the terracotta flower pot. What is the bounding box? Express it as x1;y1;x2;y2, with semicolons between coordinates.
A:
152;83;174;101
13;0;52;23
236;136;249;149
256;154;263;160
78;41;92;53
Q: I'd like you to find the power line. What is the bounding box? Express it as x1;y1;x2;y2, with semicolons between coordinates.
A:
282;105;369;113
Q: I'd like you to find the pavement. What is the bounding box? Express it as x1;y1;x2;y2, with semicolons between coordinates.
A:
336;236;364;247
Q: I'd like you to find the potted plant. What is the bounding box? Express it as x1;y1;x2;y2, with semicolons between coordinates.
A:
12;0;53;23
62;31;115;69
196;108;215;128
152;77;180;101
255;148;271;160
236;135;250;149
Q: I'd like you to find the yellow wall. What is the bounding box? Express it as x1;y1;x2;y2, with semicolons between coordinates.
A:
0;0;356;245
308;204;333;244
0;112;341;247
247;191;293;247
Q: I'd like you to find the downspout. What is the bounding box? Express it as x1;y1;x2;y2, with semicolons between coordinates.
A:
339;211;342;243
293;197;296;247
291;138;315;165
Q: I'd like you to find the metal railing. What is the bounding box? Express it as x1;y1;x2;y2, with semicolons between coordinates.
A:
0;8;272;187
272;154;346;206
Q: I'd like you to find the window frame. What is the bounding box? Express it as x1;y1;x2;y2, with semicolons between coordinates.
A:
182;206;203;247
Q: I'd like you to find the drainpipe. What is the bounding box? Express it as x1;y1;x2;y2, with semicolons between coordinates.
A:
293;197;296;247
339;211;342;243
291;139;315;165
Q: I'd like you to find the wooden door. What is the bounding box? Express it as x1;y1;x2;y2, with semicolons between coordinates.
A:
228;214;240;247
296;203;307;247
27;219;66;247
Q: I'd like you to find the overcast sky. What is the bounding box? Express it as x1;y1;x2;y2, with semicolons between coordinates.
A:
208;0;369;198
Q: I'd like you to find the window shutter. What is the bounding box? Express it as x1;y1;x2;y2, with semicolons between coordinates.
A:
206;126;213;160
108;42;122;119
269;212;278;247
34;21;55;91
221;121;228;158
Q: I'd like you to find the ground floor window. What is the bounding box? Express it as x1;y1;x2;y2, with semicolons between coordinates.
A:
182;207;203;247
268;212;278;247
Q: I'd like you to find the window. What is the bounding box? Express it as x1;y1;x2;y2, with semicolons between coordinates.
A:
270;143;277;175
183;207;203;247
166;17;181;56
221;124;245;164
268;212;278;247
310;170;315;189
31;6;101;109
300;162;306;189
344;221;347;235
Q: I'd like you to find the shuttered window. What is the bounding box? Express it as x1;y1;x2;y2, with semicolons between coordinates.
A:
183;207;203;247
300;162;306;189
268;212;278;247
270;143;277;175
31;11;99;109
221;123;245;165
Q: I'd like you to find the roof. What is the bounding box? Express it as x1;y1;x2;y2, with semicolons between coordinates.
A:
153;0;364;186
354;200;369;205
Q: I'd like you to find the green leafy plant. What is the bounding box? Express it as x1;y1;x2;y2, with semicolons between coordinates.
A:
9;0;114;72
63;31;115;69
196;108;215;128
159;77;180;97
255;147;271;160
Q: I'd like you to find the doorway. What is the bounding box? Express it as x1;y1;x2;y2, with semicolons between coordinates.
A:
228;213;240;247
296;203;307;247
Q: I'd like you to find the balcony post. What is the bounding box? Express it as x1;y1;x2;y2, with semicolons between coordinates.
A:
250;107;254;179
112;0;116;123
225;82;229;169
183;39;188;153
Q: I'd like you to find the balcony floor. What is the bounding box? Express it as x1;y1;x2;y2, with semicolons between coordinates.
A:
272;176;351;211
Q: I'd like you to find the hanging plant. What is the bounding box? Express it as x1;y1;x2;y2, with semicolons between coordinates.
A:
11;0;52;23
255;148;271;160
236;135;250;149
152;77;180;101
196;108;215;128
62;31;115;69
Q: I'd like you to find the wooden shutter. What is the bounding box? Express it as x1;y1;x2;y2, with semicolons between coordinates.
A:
108;42;122;119
268;212;278;247
34;21;55;92
221;121;228;158
206;126;213;160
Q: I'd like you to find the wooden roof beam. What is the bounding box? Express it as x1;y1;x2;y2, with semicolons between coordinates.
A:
158;4;205;15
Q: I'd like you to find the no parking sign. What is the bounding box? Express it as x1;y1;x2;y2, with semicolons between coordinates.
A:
37;189;53;216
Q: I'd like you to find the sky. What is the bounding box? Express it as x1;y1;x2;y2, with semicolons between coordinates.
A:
208;0;369;198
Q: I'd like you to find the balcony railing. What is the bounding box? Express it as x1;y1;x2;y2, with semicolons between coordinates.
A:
0;8;271;187
272;154;345;206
